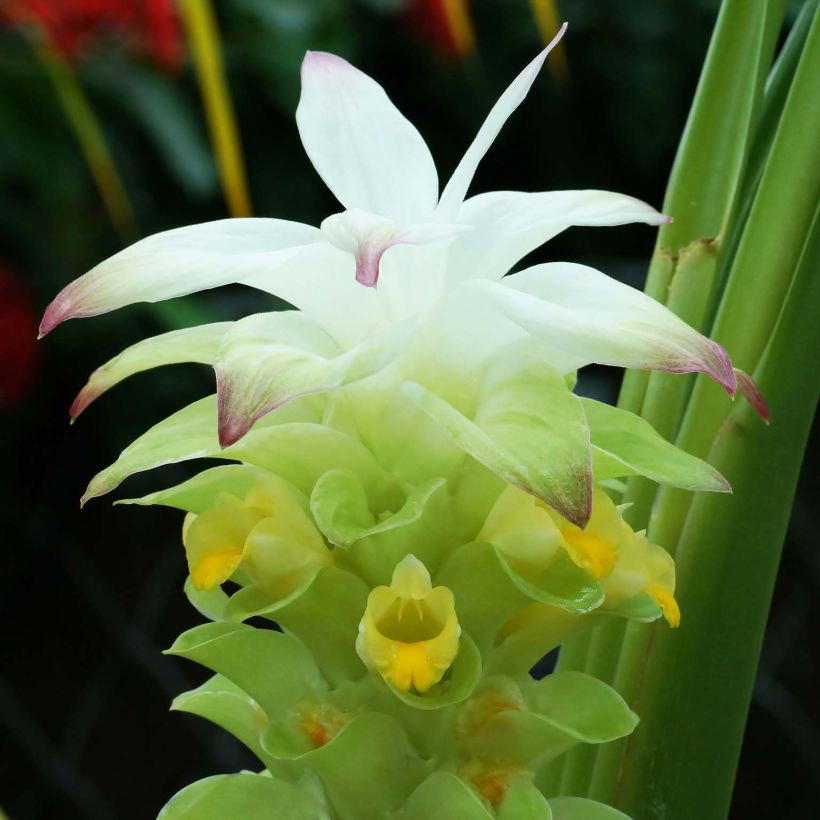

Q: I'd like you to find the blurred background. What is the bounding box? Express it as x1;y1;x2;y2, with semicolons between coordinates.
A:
0;1;816;818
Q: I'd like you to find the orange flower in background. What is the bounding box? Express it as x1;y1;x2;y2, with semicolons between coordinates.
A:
403;0;475;58
1;0;184;70
0;264;39;409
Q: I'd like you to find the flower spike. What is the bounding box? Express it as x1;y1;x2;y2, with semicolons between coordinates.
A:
39;39;754;819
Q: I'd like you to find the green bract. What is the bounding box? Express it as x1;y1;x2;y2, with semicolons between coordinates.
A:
42;26;763;820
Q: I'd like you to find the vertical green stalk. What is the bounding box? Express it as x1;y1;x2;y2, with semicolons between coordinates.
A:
556;0;787;797
616;205;820;820
616;0;807;534
617;0;784;415
179;0;252;217
710;0;817;318
651;3;820;553
589;5;820;812
27;28;138;241
632;0;815;470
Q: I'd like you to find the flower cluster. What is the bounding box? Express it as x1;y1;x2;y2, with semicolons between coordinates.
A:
42;26;763;820
402;0;475;58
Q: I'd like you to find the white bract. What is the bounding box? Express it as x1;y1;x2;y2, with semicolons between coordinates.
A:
42;25;755;526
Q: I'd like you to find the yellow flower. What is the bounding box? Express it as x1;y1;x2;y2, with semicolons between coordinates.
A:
356;555;461;693
548;487;680;627
614;532;680;628
547;487;624;580
183;477;332;598
478;485;564;573
183;493;266;590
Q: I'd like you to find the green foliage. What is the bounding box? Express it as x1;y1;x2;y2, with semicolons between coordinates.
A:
553;2;819;817
548;797;630;820
128;398;672;818
406;344;592;527
158;772;331;819
581;398;729;491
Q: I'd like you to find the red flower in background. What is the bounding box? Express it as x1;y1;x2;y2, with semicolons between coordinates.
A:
403;0;475;59
0;264;39;409
2;0;184;71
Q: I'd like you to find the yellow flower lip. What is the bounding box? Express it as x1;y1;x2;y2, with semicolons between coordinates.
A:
183;478;331;595
545;487;681;630
648;584;681;628
540;486;621;580
356;555;461;694
562;528;616;580
191;548;244;591
184;493;265;591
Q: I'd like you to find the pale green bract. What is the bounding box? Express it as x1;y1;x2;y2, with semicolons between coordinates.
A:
42;24;764;820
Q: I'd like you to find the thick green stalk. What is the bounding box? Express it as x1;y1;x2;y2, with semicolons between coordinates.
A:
650;4;820;553
617;0;812;541
180;0;252;217
556;0;788;796
618;0;782;415
710;0;817;317
587;8;820;805
614;205;820;820
620;241;720;529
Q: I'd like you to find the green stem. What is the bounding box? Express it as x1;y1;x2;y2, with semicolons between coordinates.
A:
613;0;801;525
180;0;252;217
560;3;816;807
27;28;138;241
557;620;624;796
650;4;820;555
708;0;817;320
557;0;790;800
588;9;820;806
615;202;820;820
617;0;783;445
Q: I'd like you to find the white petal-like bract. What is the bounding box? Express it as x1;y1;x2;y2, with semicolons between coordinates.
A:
479;263;736;392
297;51;439;222
436;23;568;219
451;189;669;283
40;219;322;336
